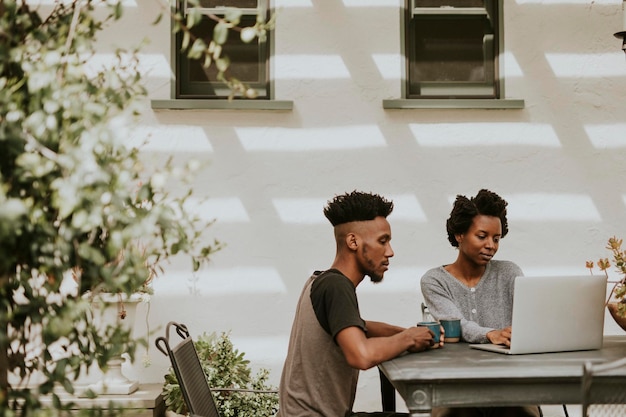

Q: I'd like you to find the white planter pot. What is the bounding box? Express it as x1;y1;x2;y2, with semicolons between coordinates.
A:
86;292;143;395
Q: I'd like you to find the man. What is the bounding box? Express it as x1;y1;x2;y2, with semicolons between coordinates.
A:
277;191;438;417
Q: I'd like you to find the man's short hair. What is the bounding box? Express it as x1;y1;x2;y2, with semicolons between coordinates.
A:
323;191;394;227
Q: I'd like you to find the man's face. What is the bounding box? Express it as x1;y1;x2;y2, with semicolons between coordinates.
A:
355;216;394;283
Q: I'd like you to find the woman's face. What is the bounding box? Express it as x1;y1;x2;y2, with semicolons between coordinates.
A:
456;214;502;266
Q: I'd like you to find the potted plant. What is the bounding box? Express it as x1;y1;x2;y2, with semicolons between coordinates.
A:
586;236;626;331
1;0;273;413
0;0;221;414
76;260;157;396
161;332;279;417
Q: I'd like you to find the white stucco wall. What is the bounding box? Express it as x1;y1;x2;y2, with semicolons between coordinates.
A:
80;0;626;413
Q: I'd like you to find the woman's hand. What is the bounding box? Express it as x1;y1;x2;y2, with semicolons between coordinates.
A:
486;326;512;346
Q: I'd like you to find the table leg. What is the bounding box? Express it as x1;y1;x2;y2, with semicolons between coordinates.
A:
379;369;396;412
405;385;432;417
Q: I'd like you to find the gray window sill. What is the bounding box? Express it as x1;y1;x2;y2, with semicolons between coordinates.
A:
151;99;293;111
383;99;525;110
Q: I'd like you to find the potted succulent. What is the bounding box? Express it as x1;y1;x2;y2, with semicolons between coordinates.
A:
586;236;626;331
161;332;279;417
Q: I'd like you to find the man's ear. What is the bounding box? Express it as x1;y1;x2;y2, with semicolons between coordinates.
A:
346;232;358;251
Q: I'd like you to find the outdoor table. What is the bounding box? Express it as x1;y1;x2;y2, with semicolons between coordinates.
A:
378;335;626;417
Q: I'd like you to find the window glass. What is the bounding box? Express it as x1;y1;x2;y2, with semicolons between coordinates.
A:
406;0;500;99
176;0;270;99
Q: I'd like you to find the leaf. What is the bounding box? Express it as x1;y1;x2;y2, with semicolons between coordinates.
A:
62;377;74;394
181;31;190;51
213;22;229;45
224;8;242;25
113;2;123;20
188;38;207;60
245;88;258;99
212;44;222;60
216;56;230;73
240;27;256;43
203;53;212;69
52;393;62;409
186;8;202;28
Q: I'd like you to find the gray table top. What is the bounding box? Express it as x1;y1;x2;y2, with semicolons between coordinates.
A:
380;335;626;383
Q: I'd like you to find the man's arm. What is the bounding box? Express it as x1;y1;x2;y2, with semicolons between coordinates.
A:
364;320;405;337
335;325;434;370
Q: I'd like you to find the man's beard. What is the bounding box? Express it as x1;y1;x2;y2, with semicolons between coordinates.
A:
368;271;384;284
363;247;385;284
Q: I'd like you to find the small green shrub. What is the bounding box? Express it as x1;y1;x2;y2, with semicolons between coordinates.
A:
161;332;278;417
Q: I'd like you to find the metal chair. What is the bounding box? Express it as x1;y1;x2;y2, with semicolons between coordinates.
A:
155;321;277;417
581;357;626;417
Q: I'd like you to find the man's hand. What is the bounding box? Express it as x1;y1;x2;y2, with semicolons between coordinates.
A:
405;326;440;352
487;326;512;346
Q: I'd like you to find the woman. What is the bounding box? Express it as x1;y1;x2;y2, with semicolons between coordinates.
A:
420;189;540;417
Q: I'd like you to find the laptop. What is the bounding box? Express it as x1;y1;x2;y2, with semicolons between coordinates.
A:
470;275;607;355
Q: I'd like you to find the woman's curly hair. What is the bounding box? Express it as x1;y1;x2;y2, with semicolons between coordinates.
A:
446;189;508;247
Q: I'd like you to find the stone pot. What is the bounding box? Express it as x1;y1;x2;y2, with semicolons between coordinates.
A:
87;292;143;395
607;302;626;332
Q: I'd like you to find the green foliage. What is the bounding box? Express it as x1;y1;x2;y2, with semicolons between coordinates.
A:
0;0;221;415
0;0;273;414
161;332;279;417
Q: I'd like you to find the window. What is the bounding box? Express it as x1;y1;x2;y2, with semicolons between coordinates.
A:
153;0;292;109
176;0;271;100
405;0;501;99
384;0;522;108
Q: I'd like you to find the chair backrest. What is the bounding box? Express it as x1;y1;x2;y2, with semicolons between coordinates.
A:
582;357;626;417
156;321;221;417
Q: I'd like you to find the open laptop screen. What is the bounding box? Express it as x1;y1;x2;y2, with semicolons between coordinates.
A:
471;275;606;355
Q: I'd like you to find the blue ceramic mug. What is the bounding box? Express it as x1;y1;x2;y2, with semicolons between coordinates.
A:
440;318;462;343
417;321;441;347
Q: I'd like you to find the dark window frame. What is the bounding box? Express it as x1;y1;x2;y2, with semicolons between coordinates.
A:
404;0;502;100
175;0;272;100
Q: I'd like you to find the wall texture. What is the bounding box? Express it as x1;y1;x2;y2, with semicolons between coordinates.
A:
86;0;626;412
